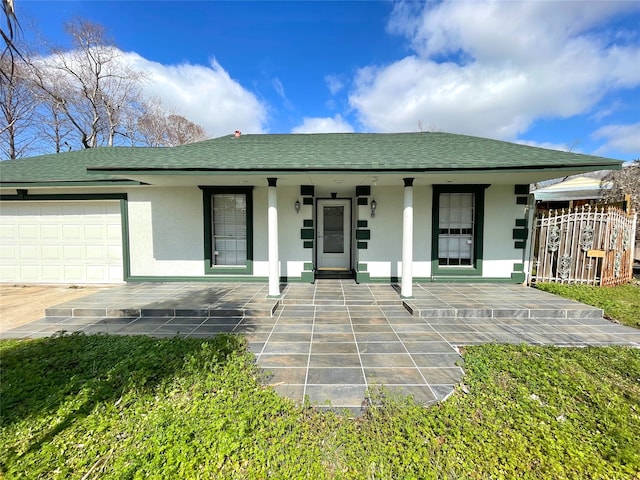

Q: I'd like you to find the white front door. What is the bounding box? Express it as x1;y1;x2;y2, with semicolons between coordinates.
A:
317;199;351;270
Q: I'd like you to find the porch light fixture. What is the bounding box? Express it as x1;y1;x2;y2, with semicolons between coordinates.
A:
294;199;301;214
370;199;377;218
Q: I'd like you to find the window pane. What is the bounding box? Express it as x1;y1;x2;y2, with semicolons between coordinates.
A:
438;192;474;266
212;193;247;266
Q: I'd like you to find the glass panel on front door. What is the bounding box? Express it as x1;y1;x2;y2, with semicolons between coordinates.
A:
323;206;344;253
438;192;474;266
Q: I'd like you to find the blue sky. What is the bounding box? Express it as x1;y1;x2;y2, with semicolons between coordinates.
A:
15;0;640;161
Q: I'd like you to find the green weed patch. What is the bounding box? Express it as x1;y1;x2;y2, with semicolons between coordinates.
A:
1;334;639;478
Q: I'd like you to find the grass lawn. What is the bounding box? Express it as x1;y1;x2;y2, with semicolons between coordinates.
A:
1;333;639;479
536;282;640;329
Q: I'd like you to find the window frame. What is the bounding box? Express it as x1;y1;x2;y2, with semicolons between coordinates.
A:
431;184;489;277
200;186;253;275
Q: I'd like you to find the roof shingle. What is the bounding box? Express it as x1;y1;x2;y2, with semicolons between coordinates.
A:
0;132;622;184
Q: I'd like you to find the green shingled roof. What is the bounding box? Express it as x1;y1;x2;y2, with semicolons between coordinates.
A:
0;132;622;185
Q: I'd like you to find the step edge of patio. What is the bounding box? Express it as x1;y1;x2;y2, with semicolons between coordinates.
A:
402;301;604;320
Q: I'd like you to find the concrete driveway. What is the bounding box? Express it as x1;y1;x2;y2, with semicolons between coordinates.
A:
0;284;109;332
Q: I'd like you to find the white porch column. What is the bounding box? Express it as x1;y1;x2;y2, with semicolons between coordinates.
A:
267;178;280;297
401;178;414;298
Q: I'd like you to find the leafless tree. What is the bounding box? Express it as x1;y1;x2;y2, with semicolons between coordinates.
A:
136;97;168;147
0;54;38;159
166;114;207;146
1;0;20;74
137;97;208;147
601;159;640;241
2;16;208;155
27;19;144;149
36;99;73;153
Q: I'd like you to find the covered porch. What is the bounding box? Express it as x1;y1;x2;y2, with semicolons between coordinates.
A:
3;281;639;413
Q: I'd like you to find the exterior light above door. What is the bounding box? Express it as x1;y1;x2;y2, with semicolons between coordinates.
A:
370;199;377;217
295;199;301;214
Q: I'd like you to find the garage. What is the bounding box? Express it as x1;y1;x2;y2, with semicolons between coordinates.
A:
0;201;124;284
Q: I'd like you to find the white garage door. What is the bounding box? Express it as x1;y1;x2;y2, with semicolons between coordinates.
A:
0;201;123;284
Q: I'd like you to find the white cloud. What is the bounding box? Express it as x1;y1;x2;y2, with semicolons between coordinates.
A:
350;1;640;139
123;52;268;137
592;122;640;154
325;74;345;95
272;77;293;110
291;114;354;134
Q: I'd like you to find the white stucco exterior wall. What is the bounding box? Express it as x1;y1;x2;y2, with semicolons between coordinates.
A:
482;185;526;278
359;186;432;280
251;187;269;277
363;187;403;279
126;185;312;280
2;182;527;283
127;187;204;277
276;186;311;279
251;185;312;279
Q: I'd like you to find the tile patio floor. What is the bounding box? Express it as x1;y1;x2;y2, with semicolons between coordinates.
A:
2;281;638;414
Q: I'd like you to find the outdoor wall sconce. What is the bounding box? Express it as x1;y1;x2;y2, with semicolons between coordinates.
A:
295;199;301;214
370;199;377;217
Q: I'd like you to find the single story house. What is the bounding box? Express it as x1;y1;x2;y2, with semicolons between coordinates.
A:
533;175;611;212
0;132;622;297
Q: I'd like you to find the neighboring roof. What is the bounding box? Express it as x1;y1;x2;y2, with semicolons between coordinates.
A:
533;175;612;201
0;132;623;185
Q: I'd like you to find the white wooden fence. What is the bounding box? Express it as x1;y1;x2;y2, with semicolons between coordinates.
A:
530;205;637;286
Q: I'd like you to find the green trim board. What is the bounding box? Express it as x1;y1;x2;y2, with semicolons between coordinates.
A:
514;184;530;195
303;219;313;227
303;241;314;249
513;228;528;240
428;276;521;283
357;276;400;283
356;186;371;196
127;275;270;283
83;164;621;178
355;229;370;240
303;197;313;205
357;197;368;206
511;272;526;283
199;186;254;275
0;181;141;187
357;242;368;249
431;184;488;277
300;185;314;196
301;261;315;283
355;271;370;283
120;198;132;281
0;192;127;201
357;220;368;228
301;228;314;239
300;271;314;283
